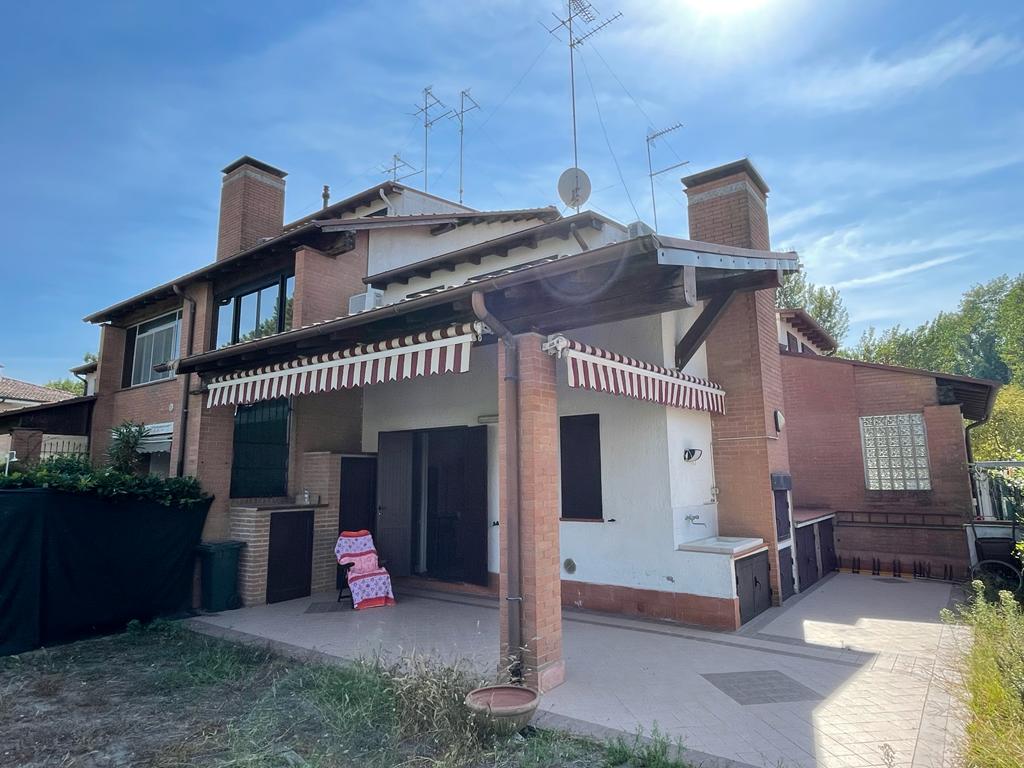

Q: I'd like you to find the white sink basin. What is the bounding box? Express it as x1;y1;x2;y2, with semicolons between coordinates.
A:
677;535;764;555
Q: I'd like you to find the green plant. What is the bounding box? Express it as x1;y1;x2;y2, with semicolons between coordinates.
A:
942;582;1024;767
0;455;208;507
107;421;149;474
604;726;691;768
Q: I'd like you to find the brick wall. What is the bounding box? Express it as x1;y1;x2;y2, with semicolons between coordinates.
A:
780;352;974;572
683;160;790;602
292;231;369;327
216;159;286;261
288;388;363;497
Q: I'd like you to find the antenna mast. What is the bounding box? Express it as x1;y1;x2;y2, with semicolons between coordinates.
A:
448;88;480;204
547;0;622;209
380;153;421;184
412;85;452;193
645;122;688;232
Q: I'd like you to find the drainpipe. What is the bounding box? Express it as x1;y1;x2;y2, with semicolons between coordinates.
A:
471;290;523;679
172;284;197;478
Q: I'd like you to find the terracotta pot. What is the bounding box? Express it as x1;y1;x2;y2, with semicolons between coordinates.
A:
464;684;540;735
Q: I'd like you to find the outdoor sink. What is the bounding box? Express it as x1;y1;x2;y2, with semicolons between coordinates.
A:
464;685;540;735
677;535;764;555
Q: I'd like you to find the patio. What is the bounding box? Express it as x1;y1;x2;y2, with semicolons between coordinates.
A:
189;573;966;768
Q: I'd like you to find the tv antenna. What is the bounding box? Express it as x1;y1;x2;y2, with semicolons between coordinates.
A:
448;88;480;204
547;1;622;209
645;123;688;232
380;153;421;184
412;85;452;193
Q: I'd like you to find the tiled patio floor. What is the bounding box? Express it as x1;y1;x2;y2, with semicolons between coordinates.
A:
188;574;967;768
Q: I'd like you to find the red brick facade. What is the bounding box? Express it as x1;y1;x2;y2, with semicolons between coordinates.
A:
216;158;286;261
780;352;973;574
684;161;791;603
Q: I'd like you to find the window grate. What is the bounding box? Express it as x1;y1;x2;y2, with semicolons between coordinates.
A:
860;413;931;491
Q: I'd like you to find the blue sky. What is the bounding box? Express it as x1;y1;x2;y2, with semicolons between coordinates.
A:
2;0;1022;383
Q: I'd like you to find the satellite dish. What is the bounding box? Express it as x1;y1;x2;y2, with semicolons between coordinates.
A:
558;167;591;209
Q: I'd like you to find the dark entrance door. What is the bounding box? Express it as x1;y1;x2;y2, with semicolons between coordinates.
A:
818;518;837;574
338;456;377;589
421;426;488;585
266;509;313;603
773;489;791;541
376;432;414;577
736;550;771;624
795;524;819;591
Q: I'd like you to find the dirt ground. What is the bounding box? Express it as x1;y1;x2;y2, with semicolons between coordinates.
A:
0;621;664;768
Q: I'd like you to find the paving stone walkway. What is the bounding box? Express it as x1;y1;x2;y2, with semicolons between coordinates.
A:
190;573;968;768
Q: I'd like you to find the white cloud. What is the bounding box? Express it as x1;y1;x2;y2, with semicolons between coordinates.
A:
776;31;1022;112
831;253;965;289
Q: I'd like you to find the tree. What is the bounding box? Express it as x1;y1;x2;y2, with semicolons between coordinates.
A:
996;277;1024;384
45;377;84;395
776;272;850;347
972;384;1024;461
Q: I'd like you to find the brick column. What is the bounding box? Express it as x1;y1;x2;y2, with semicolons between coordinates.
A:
229;507;271;606
301;451;343;594
498;333;565;691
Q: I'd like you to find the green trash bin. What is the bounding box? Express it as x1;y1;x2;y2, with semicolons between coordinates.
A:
196;540;245;612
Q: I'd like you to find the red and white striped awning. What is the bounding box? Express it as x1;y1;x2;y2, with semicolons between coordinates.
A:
206;322;486;408
543;334;725;414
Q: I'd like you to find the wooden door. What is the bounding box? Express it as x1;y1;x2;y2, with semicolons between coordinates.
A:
778;546;795;601
818;519;837;574
460;426;489;586
795;524;819;591
773;489;791;541
376;431;414;577
338;456;377;589
736;550;771;625
266;510;313;604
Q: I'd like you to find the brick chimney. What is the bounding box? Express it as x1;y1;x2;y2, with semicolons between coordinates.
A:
217;156;287;260
682;159;792;608
682;158;770;250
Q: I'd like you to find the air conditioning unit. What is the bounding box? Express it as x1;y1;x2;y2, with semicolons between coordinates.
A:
627;220;656;239
348;288;385;315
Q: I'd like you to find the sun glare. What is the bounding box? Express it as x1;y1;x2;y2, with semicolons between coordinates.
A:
679;0;774;18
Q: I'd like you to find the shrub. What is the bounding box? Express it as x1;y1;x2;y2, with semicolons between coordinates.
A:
107;421;149;474
942;582;1024;768
0;455;208;507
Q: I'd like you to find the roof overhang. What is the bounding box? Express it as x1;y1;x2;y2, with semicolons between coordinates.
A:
0;395;96;435
178;234;799;377
777;308;838;353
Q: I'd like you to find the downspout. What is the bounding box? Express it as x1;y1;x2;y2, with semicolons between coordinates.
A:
172;284;197;478
471;290;523;679
964;382;998;517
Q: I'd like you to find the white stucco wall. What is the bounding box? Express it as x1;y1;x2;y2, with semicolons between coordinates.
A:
359;309;736;600
777;315;825;354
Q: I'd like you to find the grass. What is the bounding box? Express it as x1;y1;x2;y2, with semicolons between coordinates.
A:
943;581;1024;768
0;620;699;768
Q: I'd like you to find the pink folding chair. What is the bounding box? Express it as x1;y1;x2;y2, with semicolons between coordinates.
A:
334;530;396;610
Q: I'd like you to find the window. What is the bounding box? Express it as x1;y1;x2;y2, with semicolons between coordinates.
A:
559;414;603;520
231;398;290;498
860;413;931;491
122;310;181;387
786;332;799;352
215;274;294;348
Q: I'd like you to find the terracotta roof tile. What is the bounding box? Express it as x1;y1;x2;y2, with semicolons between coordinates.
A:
0;377;76;404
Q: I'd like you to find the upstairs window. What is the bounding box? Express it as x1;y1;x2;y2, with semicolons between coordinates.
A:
122;310;181;387
559;414;603;520
216;274;294;348
860;413;931;491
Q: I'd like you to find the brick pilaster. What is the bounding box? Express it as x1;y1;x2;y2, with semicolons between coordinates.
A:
498;333;565;691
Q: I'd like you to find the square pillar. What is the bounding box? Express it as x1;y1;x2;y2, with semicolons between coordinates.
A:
498;332;565;692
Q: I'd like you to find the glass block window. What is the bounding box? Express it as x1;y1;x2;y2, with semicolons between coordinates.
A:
860;413;931;491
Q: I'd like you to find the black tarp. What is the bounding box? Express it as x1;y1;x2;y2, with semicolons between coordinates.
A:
0;489;210;655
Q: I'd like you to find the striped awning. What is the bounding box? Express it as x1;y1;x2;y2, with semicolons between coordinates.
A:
543;334;725;414
206;322;486;408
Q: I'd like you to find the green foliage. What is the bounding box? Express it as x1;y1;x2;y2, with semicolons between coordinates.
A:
0;454;208;507
777;271;850;346
942;582;1024;767
107;420;149;474
973;385;1024;461
605;726;690;768
997;277;1024;385
44;377;84;395
844;274;1016;383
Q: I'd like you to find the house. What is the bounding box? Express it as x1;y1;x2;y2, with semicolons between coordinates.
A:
70;154;993;691
0;367;80;463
